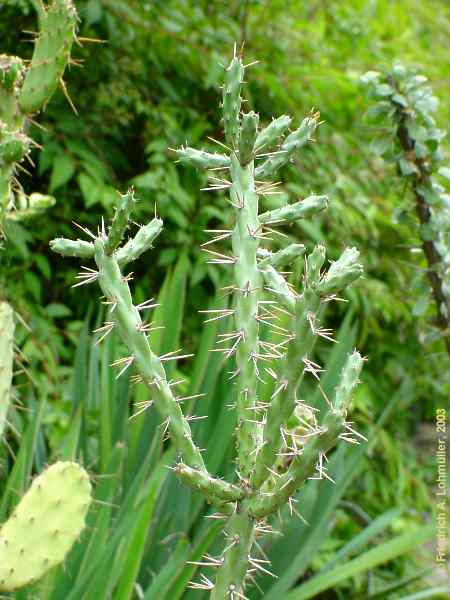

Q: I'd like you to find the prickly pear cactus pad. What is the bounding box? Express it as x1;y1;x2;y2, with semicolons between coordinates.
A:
0;461;92;592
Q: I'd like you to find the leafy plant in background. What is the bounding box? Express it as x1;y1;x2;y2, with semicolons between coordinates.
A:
0;299;91;594
0;3;92;592
0;0;79;440
48;48;437;599
361;64;450;354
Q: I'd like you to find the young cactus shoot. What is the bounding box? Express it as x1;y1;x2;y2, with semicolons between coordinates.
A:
51;47;365;599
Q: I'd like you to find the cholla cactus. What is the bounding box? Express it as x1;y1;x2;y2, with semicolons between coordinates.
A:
0;461;92;591
51;48;365;599
0;0;77;234
362;64;450;354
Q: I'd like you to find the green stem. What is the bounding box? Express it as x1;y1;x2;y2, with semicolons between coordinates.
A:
94;240;206;471
251;289;321;488
210;512;255;600
247;410;344;518
230;154;263;480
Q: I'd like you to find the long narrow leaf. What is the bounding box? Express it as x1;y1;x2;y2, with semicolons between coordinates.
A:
284;525;435;600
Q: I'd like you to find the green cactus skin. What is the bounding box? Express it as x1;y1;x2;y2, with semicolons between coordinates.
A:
94;241;207;471
209;513;255;600
0;302;14;441
51;51;365;599
254;114;292;154
104;189;135;255
51;205;210;477
0;0;77;233
239;112;259;165
174;52;363;597
251;246;362;489
248;352;364;517
229;150;264;481
116;214;163;267
255;112;320;179
0;461;91;592
258;194;328;224
18;0;77;115
47;237;95;259
176;147;230;170
257;243;306;269
222;53;245;148
174;464;244;504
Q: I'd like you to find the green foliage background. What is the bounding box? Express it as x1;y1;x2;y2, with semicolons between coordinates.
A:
0;0;449;597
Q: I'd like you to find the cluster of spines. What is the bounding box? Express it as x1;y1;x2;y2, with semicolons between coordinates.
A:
51;49;365;599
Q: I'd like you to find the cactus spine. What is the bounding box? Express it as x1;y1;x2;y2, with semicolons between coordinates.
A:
0;302;14;441
50;48;365;599
0;0;77;234
0;461;92;592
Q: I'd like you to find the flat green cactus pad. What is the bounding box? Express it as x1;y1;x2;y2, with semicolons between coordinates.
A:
0;461;91;592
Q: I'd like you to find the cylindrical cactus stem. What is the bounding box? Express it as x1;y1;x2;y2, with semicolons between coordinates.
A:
0;302;14;441
222;52;244;148
51;204;245;504
93;239;206;471
257;243;306;270
0;56;25;230
258;194;328;225
254;114;292;154
116;217;164;267
0;461;91;592
50;237;95;258
251;246;363;489
230;150;264;481
0;55;25;126
316;247;364;295
251;247;325;488
239;112;259;166
209;512;255;600
174;464;245;504
175;146;230;170
247;351;364;518
255;112;320;180
104;189;135;255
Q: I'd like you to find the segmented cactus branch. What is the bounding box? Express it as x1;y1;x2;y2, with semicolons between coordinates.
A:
51;193;241;507
248;352;363;517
